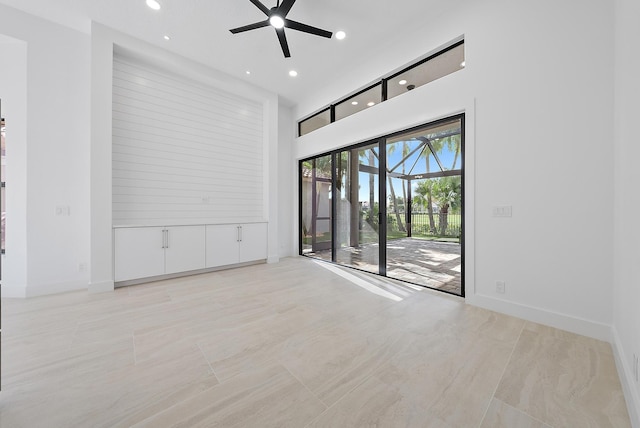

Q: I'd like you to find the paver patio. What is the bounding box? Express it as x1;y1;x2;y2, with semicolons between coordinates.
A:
304;237;462;295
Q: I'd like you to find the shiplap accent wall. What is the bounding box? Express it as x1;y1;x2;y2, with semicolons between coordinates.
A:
112;55;264;226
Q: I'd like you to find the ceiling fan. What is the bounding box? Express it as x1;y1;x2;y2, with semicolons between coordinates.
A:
229;0;333;58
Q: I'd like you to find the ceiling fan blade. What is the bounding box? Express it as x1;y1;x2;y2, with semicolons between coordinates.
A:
229;20;270;34
248;0;270;16
275;28;291;58
284;19;332;38
278;0;297;17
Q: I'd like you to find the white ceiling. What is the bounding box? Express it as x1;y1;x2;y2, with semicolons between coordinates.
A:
0;0;455;107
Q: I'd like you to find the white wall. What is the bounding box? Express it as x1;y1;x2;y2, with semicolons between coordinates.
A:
613;0;640;424
294;0;614;340
0;5;91;297
0;35;28;297
278;102;295;258
0;6;282;296
90;23;281;291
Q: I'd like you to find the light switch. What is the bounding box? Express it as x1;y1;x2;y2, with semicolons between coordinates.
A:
492;205;512;217
55;205;70;216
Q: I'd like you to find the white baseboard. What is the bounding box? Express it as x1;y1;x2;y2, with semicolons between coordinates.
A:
465;293;612;341
612;327;640;428
88;279;115;294
26;279;88;297
2;283;27;298
267;255;280;264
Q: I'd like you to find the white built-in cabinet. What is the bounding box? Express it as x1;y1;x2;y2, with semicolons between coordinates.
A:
205;223;268;268
114;226;206;282
114;223;267;282
164;226;207;275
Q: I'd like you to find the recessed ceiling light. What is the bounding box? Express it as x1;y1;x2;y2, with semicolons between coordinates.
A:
351;101;358;106
163;35;170;40
460;61;466;67
246;71;251;75
399;79;407;85
367;102;375;107
335;31;346;40
146;0;161;10
289;70;298;77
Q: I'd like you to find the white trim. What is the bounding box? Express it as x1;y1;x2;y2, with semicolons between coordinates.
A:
25;280;89;297
465;293;612;342
89;280;115;294
612;327;640;428
2;282;27;298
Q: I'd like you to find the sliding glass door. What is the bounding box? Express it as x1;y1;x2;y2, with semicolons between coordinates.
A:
299;115;464;296
385;118;463;293
334;143;380;274
300;155;332;261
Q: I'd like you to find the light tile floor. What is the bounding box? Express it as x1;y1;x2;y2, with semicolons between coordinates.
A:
0;257;631;427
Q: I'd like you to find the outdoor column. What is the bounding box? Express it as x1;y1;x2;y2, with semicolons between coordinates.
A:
407;179;412;237
349;150;360;247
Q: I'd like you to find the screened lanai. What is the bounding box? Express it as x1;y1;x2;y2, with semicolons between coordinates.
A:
300;115;464;296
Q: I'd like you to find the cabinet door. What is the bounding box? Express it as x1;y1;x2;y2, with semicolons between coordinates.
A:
164;225;206;275
114;227;165;282
239;223;268;263
206;224;240;268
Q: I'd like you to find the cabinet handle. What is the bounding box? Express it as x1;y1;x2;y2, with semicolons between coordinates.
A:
162;229;169;249
237;226;241;242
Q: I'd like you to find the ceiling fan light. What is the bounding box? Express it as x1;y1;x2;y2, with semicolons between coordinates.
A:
269;15;285;29
335;31;346;40
146;0;161;10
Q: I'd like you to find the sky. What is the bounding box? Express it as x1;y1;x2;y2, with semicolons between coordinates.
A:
355;137;462;203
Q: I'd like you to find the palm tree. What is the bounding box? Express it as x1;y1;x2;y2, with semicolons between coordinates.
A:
413;180;435;235
448;134;461;170
419;138;444;234
432;176;462;236
401;141;409;232
386;142;406;233
358;148;377;229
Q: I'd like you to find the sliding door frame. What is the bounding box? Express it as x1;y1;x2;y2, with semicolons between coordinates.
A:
299;113;465;297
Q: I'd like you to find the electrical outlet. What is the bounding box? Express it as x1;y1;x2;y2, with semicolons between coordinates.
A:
496;281;506;294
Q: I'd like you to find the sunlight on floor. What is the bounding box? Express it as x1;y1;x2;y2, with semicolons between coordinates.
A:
314;260;404;301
